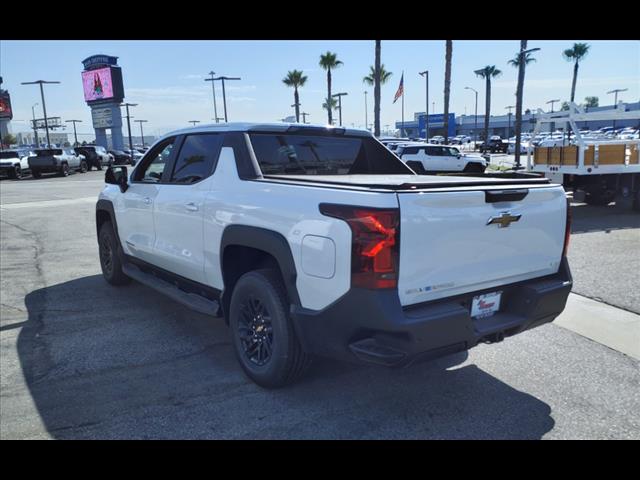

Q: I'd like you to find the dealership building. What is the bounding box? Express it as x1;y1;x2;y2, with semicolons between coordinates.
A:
396;102;640;139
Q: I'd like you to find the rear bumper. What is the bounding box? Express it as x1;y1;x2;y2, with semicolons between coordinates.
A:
291;257;572;367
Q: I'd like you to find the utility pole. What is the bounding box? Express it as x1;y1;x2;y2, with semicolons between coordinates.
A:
204;71;219;123
65;119;82;145
135;119;148;146
419;70;429;140
607;88;628;130
505;105;515;138
120;103;137;157
213;76;241;122
21;80;61;147
465;86;478;150
332;92;348;126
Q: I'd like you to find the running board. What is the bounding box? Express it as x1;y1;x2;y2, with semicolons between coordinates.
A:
122;262;221;317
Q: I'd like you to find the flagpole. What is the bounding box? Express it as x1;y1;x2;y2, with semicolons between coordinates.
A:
401;71;405;137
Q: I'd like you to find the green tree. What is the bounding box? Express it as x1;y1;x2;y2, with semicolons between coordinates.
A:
584;96;599;107
563;43;591;103
443;40;453;143
2;133;17;145
509;41;538;167
474;65;502;143
374;40;381;137
561;101;570;111
282;70;307;123
319;52;343;125
362;65;392;85
322;96;338;113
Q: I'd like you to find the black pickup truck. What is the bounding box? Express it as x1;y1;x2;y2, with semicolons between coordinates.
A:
479;135;508;153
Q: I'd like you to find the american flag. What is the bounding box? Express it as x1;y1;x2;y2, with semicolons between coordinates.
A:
393;73;404;104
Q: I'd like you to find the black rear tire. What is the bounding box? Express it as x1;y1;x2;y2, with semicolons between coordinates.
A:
59;163;70;177
79;160;88;173
229;269;312;388
10;165;23;179
98;222;131;286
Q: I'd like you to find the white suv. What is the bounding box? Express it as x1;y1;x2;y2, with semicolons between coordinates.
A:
396;143;487;173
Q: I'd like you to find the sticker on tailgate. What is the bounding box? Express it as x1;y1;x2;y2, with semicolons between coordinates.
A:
471;291;502;318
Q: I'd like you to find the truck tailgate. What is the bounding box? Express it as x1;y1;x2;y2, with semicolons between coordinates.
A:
397;185;567;306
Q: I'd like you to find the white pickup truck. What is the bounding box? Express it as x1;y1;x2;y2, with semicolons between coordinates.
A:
96;123;572;388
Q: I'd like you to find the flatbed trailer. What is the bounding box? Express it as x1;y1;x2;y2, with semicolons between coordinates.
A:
527;102;640;210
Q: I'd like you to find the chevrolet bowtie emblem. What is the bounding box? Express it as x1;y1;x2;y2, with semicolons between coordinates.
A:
487;212;521;228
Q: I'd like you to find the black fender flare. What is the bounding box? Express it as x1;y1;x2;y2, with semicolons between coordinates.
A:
95;199;124;255
219;225;301;314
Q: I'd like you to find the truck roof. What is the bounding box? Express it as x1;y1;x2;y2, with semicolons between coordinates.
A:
166;122;372;138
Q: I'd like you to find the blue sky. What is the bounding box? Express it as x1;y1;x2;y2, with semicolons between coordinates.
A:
2;40;638;138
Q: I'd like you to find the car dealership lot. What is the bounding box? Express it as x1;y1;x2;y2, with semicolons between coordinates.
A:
1;172;638;439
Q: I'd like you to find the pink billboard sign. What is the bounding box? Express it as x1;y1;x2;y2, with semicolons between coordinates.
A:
82;67;115;102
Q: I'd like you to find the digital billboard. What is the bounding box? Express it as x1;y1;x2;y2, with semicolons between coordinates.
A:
0;91;13;120
82;67;115;102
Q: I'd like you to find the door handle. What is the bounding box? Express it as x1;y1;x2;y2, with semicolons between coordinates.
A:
185;202;199;212
143;197;152;205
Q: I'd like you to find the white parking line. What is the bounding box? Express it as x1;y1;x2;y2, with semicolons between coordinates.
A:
0;197;97;210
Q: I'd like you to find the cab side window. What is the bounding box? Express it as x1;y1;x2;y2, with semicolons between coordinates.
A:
169;134;223;184
134;138;175;183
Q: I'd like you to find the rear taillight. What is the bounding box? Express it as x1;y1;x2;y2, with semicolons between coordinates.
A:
320;203;399;289
562;197;571;257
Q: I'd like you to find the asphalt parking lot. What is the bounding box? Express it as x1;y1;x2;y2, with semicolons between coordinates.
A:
1;170;639;439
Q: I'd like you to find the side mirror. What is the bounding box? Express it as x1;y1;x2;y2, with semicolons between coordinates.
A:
105;165;129;193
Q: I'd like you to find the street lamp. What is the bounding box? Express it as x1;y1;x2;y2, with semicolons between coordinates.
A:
21;80;60;147
135;119;148;146
31;103;39;147
332;92;348;126
65;119;83;146
301;112;310;124
505;105;515;138
465;86;478;149
419;70;429;140
204;71;219;123
546;99;560;135
189;120;200;126
120;103;137;156
607;88;628;130
364;91;368;131
212;76;241;122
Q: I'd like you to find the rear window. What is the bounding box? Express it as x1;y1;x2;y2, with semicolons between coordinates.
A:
0;151;20;159
36;149;62;156
400;146;422;155
249;133;411;176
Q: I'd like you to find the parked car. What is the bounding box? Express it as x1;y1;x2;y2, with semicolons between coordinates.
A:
0;149;34;179
96;123;571;387
108;149;133;165
396;143;487;173
122;148;144;165
479;135;508;153
28;148;87;178
428;135;445;144
75;145;113;170
507;141;533;155
450;135;471;145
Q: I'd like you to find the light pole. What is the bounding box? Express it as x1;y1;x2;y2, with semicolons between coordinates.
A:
291;103;301;122
301;112;310;124
505;105;515;138
31;103;39;147
332;92;348;126
364;91;368;131
65;119;82;146
189;120;200;126
21;80;60;147
419;70;429;140
135;119;148;146
546;99;560;135
213;76;241;122
465;86;478;150
120;103;137;156
607;88;627;130
204;71;219;123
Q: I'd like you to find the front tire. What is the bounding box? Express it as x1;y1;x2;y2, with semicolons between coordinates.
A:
79;160;88;173
98;222;131;286
229;269;312;388
10;165;23;179
59;163;70;177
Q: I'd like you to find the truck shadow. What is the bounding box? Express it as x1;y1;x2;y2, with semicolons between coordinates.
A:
570;201;640;234
17;275;554;439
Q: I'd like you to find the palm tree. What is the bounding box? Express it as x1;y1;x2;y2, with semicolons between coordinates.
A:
443;40;453;143
563;43;590;103
474;65;502;145
584;96;599;108
319;52;343;125
374;40;381;137
322;96;338;115
282;70;307;123
509;40;537;167
363;65;392;85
